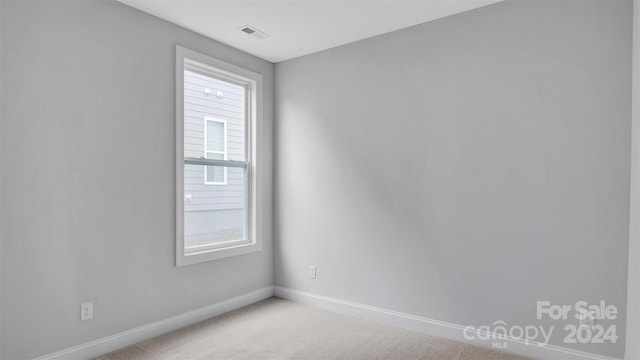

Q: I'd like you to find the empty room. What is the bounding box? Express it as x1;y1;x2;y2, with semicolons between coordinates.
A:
1;0;639;359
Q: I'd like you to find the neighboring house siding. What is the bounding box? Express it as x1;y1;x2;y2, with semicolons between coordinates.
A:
184;69;245;212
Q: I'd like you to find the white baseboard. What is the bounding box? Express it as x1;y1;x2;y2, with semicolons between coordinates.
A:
274;286;619;360
36;286;275;360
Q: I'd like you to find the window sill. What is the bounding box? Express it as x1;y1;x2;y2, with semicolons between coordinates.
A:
176;240;262;267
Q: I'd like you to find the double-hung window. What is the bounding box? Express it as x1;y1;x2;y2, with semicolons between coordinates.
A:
176;46;263;266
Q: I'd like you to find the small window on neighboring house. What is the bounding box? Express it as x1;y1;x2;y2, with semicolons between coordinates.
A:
204;118;227;185
176;46;263;266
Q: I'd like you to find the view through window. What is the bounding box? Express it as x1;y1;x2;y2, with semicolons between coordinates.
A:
181;56;250;258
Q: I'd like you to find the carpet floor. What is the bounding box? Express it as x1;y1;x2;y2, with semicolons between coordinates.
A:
96;298;531;360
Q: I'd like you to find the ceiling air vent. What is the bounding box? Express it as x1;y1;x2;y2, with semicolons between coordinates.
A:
239;25;269;40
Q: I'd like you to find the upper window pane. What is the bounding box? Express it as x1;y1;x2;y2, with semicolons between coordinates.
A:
183;69;246;161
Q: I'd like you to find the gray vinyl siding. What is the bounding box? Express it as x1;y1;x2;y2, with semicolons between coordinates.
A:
184;69;245;212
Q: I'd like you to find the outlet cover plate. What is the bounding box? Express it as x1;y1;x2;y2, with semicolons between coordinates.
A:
81;302;93;321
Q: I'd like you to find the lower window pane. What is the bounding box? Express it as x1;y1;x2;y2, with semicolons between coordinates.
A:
184;164;247;252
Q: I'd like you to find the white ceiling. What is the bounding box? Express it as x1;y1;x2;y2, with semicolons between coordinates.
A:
118;0;502;63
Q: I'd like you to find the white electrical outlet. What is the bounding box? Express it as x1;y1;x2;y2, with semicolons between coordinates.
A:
308;266;317;279
579;311;596;329
80;302;93;321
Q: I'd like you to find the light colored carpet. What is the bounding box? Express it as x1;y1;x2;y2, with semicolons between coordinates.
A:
96;298;531;360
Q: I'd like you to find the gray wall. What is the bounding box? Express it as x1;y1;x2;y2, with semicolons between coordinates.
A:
0;1;274;358
626;1;640;359
275;1;632;358
0;1;3;357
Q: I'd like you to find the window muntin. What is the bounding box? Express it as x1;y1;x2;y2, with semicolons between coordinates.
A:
176;46;262;266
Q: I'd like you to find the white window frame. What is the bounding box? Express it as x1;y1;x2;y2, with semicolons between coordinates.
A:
203;117;227;185
176;46;264;267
